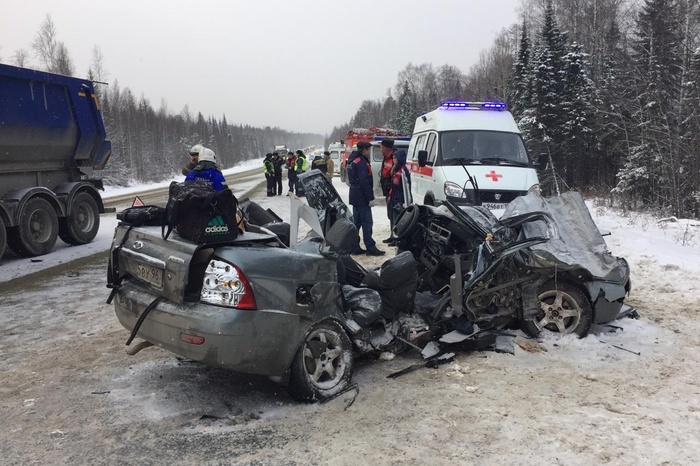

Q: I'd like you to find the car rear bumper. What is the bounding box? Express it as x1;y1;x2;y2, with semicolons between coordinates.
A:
113;285;305;377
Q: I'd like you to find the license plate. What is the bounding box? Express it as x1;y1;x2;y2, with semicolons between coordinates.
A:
483;202;508;210
132;261;164;288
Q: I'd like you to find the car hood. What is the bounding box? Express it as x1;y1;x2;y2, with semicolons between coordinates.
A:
501;190;627;283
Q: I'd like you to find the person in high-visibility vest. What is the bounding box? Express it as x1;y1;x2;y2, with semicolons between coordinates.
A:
263;153;276;196
294;150;308;196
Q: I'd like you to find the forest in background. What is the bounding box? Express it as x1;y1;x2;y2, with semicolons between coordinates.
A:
2;0;699;217
0;16;323;186
328;0;700;218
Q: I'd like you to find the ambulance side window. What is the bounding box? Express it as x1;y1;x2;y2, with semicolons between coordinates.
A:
416;134;426;154
426;133;437;164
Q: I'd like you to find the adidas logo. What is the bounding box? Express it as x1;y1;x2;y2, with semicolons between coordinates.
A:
205;215;229;234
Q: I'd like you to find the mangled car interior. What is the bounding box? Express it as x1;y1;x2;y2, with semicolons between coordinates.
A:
108;170;636;402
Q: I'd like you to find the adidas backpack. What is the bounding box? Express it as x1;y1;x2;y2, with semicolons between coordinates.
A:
163;181;239;243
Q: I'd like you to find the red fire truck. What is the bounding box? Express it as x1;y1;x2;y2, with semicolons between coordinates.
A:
338;126;406;183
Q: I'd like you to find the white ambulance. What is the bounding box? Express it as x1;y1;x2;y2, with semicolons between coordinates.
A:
407;101;547;216
327;142;344;176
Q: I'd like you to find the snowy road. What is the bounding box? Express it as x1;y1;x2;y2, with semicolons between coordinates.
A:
1;177;699;464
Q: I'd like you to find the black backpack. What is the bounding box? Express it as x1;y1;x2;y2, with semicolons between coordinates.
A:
163;181;239;243
116;205;166;226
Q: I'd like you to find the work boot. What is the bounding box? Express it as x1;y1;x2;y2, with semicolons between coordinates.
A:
366;248;385;256
351;248;366;255
382;237;395;244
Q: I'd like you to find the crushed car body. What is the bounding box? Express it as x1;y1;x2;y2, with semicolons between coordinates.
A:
107;170;634;401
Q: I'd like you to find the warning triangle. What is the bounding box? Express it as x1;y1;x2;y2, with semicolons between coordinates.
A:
131;196;145;207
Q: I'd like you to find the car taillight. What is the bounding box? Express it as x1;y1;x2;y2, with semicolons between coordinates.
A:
200;259;257;309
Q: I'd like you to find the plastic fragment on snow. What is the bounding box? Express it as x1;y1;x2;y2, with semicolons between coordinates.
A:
421;341;441;359
439;325;480;344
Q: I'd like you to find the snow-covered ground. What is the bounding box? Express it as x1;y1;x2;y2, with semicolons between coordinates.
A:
2;170;700;464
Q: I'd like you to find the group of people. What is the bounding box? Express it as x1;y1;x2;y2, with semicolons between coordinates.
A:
347;138;410;256
181;140;411;259
263;152;288;196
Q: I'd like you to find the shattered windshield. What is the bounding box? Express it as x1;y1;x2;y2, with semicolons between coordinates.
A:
438;131;530;166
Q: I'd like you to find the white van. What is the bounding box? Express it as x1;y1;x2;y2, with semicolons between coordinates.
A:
407;101;547;215
327;142;344;176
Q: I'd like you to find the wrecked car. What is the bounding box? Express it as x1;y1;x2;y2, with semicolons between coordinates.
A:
107;171;633;401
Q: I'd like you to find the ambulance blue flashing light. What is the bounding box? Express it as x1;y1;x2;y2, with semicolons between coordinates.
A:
440;101;507;110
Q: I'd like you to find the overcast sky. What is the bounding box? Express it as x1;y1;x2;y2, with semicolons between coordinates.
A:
0;0;521;135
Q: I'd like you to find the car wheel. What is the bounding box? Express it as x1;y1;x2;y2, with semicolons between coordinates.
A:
423;195;435;206
9;197;59;257
59;192;100;245
288;321;353;402
522;280;593;338
0;216;6;259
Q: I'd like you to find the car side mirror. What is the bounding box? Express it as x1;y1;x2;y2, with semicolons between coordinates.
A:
535;153;549;170
418;150;428;167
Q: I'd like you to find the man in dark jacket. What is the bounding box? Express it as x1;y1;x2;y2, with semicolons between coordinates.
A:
348;141;384;256
272;152;285;195
286;151;297;194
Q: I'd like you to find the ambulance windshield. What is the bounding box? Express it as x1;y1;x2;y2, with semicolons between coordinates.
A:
439;131;529;166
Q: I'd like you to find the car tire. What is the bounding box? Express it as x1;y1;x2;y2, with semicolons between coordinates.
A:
59;192;100;245
8;197;59;257
0;216;6;260
287;321;353;402
522;280;593;338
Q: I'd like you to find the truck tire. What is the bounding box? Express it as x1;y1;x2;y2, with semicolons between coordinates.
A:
340;167;346;183
59;192;100;245
8;197;59;257
0;216;6;260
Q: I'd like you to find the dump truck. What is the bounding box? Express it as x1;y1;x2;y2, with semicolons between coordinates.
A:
0;63;112;261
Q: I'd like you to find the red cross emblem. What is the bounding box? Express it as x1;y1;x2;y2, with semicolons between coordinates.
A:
485;170;503;182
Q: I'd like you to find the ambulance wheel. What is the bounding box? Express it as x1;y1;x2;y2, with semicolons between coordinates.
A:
59;192;100;245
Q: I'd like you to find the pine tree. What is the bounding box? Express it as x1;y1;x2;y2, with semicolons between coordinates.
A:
396;81;416;134
509;22;533;123
560;42;596;187
617;0;683;213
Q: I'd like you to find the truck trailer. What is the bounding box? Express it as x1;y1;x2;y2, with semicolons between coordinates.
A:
0;63;112;261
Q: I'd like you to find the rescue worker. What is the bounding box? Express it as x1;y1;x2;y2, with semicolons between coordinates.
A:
295;150;308;196
182;143;203;176
323;150;334;181
347;141;384;256
184;146;228;191
273;152;285;195
286;151;297;194
386;148;411;246
263;153;276;196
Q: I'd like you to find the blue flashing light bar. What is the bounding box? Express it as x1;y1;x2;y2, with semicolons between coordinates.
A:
440;101;507;110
